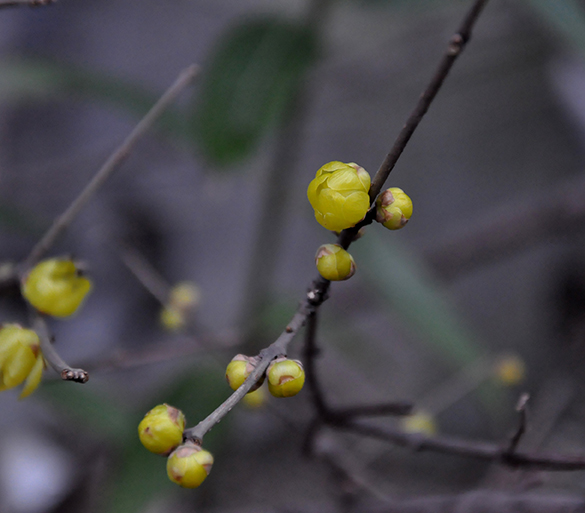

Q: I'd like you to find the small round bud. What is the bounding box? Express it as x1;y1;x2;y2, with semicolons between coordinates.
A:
242;387;267;408
225;354;264;392
0;323;45;399
138;404;186;455
308;161;371;232
267;357;305;398
375;188;413;230
22;258;92;317
400;411;437;436
315;244;356;281
167;444;213;488
160;281;201;332
494;355;526;386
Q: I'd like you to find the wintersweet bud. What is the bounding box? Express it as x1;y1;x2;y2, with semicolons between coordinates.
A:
308;161;371;232
401;411;437;436
160;281;201;332
225;354;264;393
0;324;45;399
138;404;186;455
267;357;305;398
167;444;214;488
494;355;526;386
315;244;356;281
375;187;413;230
242;387;267;408
22;258;92;317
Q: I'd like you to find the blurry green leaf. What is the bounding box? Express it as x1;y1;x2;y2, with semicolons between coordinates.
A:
192;19;317;166
522;0;585;57
40;380;132;441
353;232;481;366
0;57;187;138
0;202;45;235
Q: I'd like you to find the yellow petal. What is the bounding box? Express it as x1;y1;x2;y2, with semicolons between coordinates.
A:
19;355;44;399
3;345;35;388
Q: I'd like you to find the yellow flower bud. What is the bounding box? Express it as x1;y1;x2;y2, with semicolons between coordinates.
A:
267;357;305;398
225;354;264;392
0;324;45;399
308;161;371;232
167;444;213;488
159;281;201;332
400;411;437;436
22;258;92;317
375;188;413;230
315;244;356;281
494;355;526;386
242;386;267;408
138;403;186;455
168;281;201;310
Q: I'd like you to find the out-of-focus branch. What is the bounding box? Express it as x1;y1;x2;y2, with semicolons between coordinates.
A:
20;64;199;272
373;490;585;513
423;174;585;279
338;420;585;471
0;0;54;8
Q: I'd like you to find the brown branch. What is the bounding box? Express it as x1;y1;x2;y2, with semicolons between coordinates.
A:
20;64;199;272
338;0;489;249
185;0;491;453
338;420;585;471
33;315;88;383
183;279;330;443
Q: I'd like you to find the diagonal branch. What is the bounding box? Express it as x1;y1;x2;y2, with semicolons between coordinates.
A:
21;64;199;272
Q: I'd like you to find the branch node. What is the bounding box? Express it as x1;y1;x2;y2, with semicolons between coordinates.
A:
448;33;465;56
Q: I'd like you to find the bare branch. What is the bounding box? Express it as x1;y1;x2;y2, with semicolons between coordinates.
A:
34;315;88;383
183;280;330;443
339;420;585;471
21;64;199;272
337;0;490;249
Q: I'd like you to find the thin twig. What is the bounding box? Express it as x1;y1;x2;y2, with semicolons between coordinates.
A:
21;64;199;272
507;393;530;455
304;310;330;418
120;246;170;305
33;315;88;383
338;0;489;249
0;0;54;8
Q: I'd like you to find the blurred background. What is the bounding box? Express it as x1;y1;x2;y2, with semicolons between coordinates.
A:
1;0;585;511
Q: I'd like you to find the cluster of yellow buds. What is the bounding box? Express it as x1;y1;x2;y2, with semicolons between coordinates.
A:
160;281;201;332
225;354;305;399
307;161;413;281
0;324;45;398
22;258;92;318
138;404;213;489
